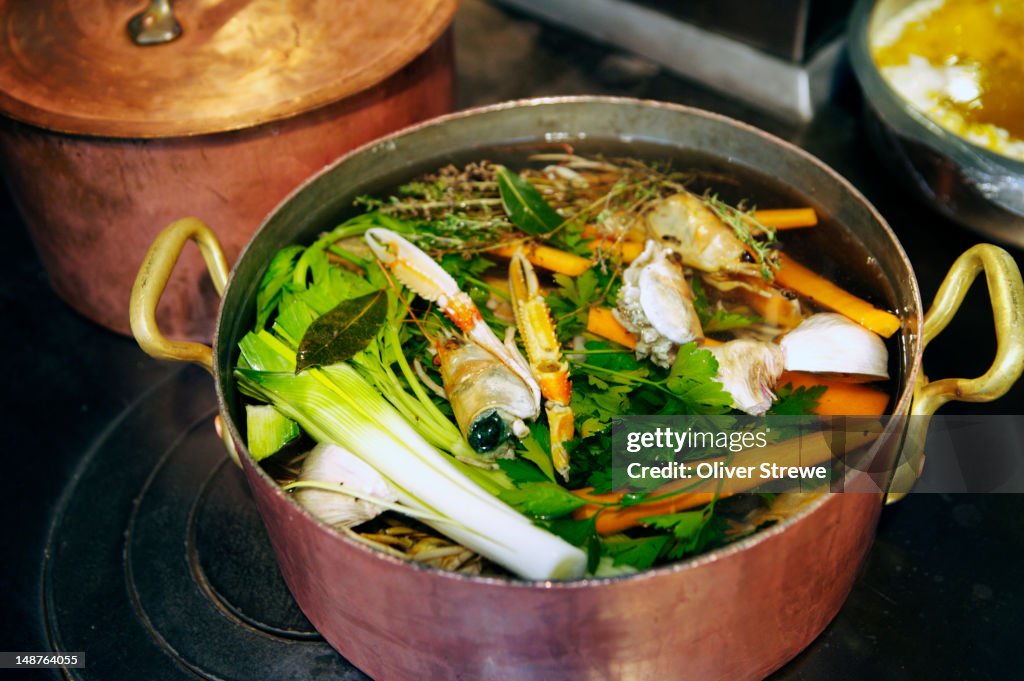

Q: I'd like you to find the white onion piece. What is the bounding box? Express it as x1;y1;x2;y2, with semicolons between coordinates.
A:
709;339;785;416
780;313;889;381
294;443;397;528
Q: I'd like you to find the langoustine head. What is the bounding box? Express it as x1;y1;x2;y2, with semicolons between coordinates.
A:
435;332;540;457
643;192;762;277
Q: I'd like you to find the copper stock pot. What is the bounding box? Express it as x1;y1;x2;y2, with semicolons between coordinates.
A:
129;98;1024;680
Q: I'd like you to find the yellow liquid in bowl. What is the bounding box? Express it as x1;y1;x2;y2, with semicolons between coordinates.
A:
873;0;1024;158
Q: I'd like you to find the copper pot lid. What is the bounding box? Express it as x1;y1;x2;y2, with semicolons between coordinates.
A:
0;0;457;138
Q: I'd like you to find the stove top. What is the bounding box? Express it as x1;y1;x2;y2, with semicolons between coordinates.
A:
5;1;1023;679
43;366;363;680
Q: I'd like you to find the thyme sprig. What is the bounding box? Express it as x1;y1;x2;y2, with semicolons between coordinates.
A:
702;194;781;280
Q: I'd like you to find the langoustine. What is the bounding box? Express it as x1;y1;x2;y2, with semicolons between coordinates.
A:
365;227;542;455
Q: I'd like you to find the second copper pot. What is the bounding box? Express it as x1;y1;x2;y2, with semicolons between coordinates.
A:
0;0;457;341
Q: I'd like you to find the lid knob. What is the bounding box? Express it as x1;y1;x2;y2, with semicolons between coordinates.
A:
127;0;182;46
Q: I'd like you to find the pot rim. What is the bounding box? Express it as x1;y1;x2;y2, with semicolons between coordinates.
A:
214;95;925;589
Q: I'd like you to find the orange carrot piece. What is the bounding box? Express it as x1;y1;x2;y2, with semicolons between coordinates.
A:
586;307;724;348
752;208;818;229
575;492;721;535
488;243;591;276
619;240;644;263
573;426;880;534
774;253;901;337
779;371;890;416
586;307;637;349
578;226;645;264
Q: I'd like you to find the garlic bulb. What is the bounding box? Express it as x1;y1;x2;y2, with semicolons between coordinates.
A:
294;443;397;528
708;339;785;416
779;313;889;381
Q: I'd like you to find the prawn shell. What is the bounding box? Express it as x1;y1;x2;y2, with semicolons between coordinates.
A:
437;335;539;454
616;239;703;367
644;192;753;274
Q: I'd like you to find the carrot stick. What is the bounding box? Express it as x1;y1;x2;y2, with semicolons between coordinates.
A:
779;371;890;416
488;243;591;276
774;253;901;337
578;492;720;535
586;307;636;349
752;208;818;229
618;240;644;263
578;226;645;263
586;307;723;348
573;426;880;534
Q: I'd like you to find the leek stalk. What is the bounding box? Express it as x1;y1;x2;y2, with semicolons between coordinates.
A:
236;364;586;580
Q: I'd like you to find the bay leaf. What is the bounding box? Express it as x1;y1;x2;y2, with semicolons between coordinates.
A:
497;166;563;236
295;290;387;373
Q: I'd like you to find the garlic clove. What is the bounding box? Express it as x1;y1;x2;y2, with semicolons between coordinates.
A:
708;339;785;416
779;313;889;381
294;443;397;528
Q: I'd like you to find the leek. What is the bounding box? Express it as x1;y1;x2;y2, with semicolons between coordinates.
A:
245;404;299;460
236;364;586;580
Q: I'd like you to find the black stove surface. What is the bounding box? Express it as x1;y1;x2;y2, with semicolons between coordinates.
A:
5;2;1023;679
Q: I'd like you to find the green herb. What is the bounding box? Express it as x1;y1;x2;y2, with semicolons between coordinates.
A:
497;458;551;485
295;290;388;372
518;422;557;482
565;431;613;492
496;166;564;236
547;270;602;337
664;343;734;414
601;535;670;571
769;382;827;415
644;506;725;560
438;252;496;289
690;277;759;333
498;481;587;519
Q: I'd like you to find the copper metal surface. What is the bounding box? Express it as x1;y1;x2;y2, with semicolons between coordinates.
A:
0;32;454;340
129;98;1023;679
0;0;457;137
248;454;880;681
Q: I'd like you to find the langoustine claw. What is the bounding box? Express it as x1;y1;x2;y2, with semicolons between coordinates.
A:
509;251;574;479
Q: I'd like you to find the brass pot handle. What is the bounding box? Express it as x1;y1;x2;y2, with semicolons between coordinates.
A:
129;217;229;375
127;0;182;46
887;243;1024;502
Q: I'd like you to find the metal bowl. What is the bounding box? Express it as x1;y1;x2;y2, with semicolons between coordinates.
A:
847;0;1024;247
